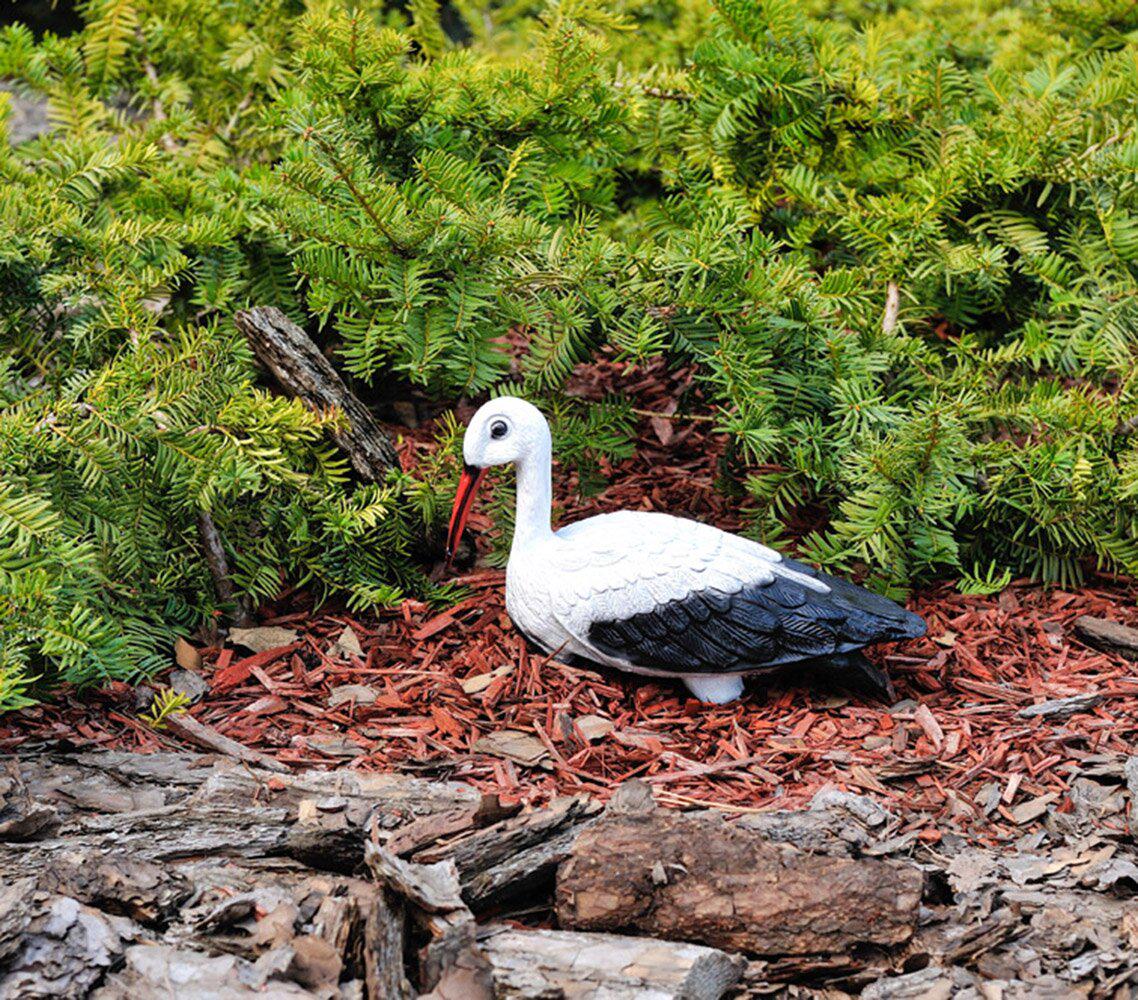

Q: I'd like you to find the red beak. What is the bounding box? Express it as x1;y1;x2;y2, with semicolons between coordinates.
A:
446;463;486;561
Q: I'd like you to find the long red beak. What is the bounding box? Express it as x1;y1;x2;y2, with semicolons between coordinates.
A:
446;463;486;561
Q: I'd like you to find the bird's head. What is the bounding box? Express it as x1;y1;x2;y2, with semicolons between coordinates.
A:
446;396;550;560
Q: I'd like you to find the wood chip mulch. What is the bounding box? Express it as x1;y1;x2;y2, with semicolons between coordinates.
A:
4;356;1137;847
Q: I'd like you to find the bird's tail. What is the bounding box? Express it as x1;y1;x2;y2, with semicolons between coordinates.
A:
803;651;897;703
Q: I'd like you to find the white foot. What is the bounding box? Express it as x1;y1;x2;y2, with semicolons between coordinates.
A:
682;673;745;704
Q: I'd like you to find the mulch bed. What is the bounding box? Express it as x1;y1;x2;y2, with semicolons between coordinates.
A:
4;356;1137;847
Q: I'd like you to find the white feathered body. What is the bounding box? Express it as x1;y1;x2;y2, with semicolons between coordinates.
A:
457;396;924;704
509;511;824;676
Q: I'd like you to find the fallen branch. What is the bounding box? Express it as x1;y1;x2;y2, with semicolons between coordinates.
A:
196;510;254;627
162;713;290;773
234;307;399;481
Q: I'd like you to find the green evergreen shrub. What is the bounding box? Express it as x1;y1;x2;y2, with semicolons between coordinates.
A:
617;0;1138;591
1;0;1136;707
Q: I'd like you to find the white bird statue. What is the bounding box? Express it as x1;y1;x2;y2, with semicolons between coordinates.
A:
446;397;926;704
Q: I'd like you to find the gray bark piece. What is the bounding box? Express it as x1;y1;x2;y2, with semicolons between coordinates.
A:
169;668;211;704
860;967;955;1000
476;926;743;1000
364;842;466;914
1017;693;1104;719
737;788;899;856
1073;616;1138;660
235;307;399;480
0;881;137;1000
91;944;317;999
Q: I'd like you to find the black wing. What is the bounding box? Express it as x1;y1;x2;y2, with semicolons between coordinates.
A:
586;559;925;676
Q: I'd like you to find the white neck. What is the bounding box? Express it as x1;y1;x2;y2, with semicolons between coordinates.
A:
512;441;553;550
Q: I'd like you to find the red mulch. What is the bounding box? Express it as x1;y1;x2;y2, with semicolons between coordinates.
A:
4;356;1138;846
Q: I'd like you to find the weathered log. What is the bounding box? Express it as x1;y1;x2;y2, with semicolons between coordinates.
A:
0;750;490;881
475;926;743;999
412;794;602;911
555;782;923;956
378;834;742;1000
234;306;399;481
1074;616;1138;661
38;853;192;925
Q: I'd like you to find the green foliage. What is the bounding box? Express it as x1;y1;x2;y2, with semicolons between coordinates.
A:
631;0;1138;589
140;687;190;727
2;0;1137;708
261;0;631;394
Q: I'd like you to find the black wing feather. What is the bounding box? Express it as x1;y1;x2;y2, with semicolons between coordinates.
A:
587;563;925;677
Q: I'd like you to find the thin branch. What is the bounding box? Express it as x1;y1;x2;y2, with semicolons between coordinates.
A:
197;510;254;627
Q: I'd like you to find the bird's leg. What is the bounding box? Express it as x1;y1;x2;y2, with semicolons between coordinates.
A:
682;673;745;704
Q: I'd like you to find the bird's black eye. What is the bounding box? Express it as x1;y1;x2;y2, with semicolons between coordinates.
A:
490;420;509;440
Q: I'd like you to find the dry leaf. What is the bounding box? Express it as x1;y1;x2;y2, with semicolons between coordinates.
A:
229;626;298;653
474;730;548;766
650;416;674;445
1009;793;1058;825
460;663;514;695
174;637;202;670
333;626;364;658
575;715;614;741
328;684;379;708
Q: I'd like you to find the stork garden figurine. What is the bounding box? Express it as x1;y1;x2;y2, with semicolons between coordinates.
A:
447;397;926;704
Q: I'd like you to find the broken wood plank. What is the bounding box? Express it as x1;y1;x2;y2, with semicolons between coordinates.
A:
555;781;922;956
1073;616;1138;661
234;306;399;481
